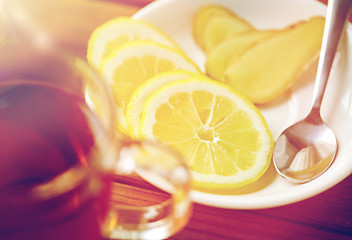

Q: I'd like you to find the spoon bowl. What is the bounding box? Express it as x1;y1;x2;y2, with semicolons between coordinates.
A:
273;108;337;183
273;0;352;183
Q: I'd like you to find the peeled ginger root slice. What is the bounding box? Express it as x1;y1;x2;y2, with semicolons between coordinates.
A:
223;17;325;105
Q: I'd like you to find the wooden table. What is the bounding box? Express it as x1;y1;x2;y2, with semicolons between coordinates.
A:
2;0;351;239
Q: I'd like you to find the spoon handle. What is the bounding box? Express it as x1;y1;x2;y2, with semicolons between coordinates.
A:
311;0;352;111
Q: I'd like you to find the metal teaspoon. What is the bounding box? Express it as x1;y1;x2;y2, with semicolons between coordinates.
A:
273;0;352;183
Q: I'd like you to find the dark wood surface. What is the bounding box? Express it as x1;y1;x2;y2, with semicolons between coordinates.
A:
2;0;351;239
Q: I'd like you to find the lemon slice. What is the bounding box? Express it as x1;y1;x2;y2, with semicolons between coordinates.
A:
126;70;206;138
140;78;273;191
87;17;179;69
100;40;201;133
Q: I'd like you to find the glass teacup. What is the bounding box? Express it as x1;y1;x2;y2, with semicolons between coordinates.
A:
0;35;191;240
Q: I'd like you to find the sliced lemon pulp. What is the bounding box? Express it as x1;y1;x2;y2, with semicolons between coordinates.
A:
87;17;179;69
126;70;205;138
140;78;273;191
100;40;201;133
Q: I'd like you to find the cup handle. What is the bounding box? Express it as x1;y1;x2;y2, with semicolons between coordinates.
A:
103;140;192;240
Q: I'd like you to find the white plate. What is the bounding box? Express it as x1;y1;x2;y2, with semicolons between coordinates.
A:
133;0;352;209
